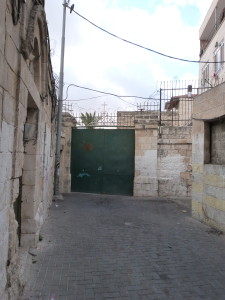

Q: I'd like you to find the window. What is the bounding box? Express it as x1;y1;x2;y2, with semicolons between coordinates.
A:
214;40;224;73
202;63;209;86
204;118;225;165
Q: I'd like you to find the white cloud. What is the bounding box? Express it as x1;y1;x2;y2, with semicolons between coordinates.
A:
46;0;213;112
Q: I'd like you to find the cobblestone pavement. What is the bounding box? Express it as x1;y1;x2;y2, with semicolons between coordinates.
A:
21;193;225;300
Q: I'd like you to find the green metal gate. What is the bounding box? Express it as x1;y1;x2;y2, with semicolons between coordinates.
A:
71;129;134;195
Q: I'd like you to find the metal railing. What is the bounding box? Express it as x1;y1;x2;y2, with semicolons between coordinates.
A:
62;80;225;129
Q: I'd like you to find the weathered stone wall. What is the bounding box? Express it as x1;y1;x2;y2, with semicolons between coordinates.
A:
60;113;76;193
134;112;158;196
0;1;56;299
133;112;192;197
192;82;225;231
158;127;192;197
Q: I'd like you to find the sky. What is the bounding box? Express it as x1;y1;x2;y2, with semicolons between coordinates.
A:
45;0;213;113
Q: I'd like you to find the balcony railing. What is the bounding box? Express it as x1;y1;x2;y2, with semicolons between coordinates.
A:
200;8;225;56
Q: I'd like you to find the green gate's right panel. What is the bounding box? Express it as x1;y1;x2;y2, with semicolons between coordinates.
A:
103;130;134;195
71;129;134;196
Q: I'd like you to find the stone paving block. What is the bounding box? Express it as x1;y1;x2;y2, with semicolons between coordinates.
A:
21;193;225;300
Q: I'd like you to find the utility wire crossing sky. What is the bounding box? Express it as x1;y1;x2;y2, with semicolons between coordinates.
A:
46;0;213;112
69;6;222;64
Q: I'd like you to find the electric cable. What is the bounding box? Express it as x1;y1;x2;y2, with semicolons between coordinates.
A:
69;7;223;64
65;95;105;101
64;83;160;101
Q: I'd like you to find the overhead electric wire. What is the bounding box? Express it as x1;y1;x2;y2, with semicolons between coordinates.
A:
70;7;223;64
116;96;137;107
65;95;105;101
64;83;160;101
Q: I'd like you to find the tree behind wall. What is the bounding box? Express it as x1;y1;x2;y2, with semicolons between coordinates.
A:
80;112;100;129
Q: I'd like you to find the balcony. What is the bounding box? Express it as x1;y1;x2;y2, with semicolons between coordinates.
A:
200;0;225;56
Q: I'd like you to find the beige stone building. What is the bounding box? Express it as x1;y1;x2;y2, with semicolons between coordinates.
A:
192;0;225;231
199;0;225;87
192;83;225;231
0;1;56;299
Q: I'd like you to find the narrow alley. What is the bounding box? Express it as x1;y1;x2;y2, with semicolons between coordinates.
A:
21;193;225;300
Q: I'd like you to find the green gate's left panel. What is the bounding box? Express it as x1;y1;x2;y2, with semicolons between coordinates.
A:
71;129;104;193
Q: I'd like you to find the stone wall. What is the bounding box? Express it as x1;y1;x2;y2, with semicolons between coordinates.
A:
158;127;192;197
60;113;76;193
0;1;56;299
134;113;158;196
133;112;192;197
64;111;192;198
192;82;225;231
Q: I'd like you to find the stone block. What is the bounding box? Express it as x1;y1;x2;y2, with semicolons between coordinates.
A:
23;154;37;171
21;218;38;234
5;33;18;73
12;178;20;203
0;121;10;152
204;174;225;188
202;205;225;230
18;82;28;108
0;182;7;211
8;124;15;152
21;233;38;249
0;89;3;125
22;170;36;186
13;152;24;178
204;185;225;201
180;172;191;180
0;0;6;52
204;195;225;212
24;139;37;154
192;182;204;193
192;163;203;174
0;52;7;89
6;66;17;98
192;200;203;216
0;152;13;180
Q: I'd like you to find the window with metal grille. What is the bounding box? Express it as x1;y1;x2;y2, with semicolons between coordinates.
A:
214;41;224;73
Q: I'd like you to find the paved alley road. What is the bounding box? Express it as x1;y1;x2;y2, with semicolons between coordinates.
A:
21;193;225;300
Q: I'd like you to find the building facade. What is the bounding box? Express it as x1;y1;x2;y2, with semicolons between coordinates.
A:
199;0;225;87
192;0;225;231
0;0;56;298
